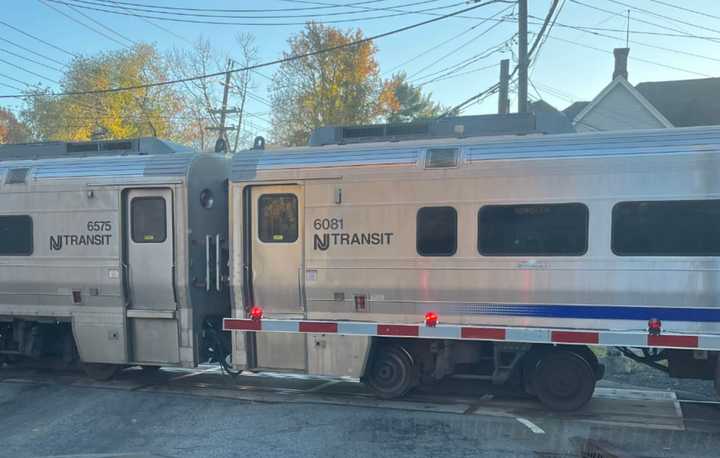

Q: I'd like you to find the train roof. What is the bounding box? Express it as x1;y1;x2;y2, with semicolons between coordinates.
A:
0;137;210;183
230;125;720;181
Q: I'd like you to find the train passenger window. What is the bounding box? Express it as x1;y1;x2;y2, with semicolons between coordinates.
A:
612;200;720;256
131;197;167;243
0;215;33;256
258;194;298;243
417;207;457;256
478;203;588;256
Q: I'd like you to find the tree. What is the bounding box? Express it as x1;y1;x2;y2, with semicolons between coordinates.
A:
270;22;382;146
168;34;258;152
378;72;445;123
21;44;185;143
0;107;30;144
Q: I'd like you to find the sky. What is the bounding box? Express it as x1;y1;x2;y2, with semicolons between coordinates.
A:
1;0;719;139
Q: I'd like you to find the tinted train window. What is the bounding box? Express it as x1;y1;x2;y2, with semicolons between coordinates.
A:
131;197;167;243
478;203;588;256
0;215;33;255
612;200;720;256
258;194;298;243
417;207;457;256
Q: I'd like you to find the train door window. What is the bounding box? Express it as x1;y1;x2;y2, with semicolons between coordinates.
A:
478;203;588;256
0;215;33;255
258;194;298;243
612;200;720;256
131;197;167;243
417;206;457;256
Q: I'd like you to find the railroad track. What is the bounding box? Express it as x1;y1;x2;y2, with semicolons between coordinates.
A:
1;363;704;433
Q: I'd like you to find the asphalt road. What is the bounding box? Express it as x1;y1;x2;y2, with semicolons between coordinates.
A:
1;367;720;458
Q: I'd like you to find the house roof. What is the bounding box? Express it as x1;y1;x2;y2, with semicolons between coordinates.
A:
529;100;559;113
573;76;673;129
563;101;589;120
635;77;720;127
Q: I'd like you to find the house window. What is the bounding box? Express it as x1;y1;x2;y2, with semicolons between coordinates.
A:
612;200;720;256
478;203;589;256
0;215;33;255
417;207;457;256
258;194;298;243
131;197;167;243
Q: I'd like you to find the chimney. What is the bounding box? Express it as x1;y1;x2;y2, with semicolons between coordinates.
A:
613;47;630;81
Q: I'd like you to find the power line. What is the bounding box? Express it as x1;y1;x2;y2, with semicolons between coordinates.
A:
0;21;79;58
406;8;513;80
410;38;513;84
417;62;499;86
38;0;132;48
648;0;720;22
0;81;23;92
46;0;471;26
0;58;61;84
569;0;720;44
63;0;443;19
0;1;509;99
0;37;69;67
546;35;713;77
549;20;720;65
383;2;514;77
0;48;65;73
63;1;138;46
604;0;720;38
85;0;392;13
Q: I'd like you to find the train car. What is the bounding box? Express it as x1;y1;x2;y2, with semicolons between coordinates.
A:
0;138;229;378
224;123;720;411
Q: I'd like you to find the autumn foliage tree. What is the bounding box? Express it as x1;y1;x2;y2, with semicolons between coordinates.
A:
22;44;185;142
378;72;445;123
0;107;30;144
270;22;382;146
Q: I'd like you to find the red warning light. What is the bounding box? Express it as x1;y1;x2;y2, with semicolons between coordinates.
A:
425;311;439;327
648;318;662;335
250;306;264;320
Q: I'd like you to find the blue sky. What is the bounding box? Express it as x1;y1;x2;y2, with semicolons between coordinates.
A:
1;0;719;138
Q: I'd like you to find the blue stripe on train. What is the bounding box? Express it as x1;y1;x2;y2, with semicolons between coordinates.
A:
453;304;720;322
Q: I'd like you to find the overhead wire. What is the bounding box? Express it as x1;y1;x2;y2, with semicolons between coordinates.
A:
81;0;394;13
61;0;445;19
0;48;65;73
603;0;720;38
0;20;79;58
45;0;474;26
0;0;510;99
38;0;133;48
648;0;720;22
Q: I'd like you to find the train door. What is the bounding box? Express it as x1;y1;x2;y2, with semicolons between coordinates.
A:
249;185;306;370
125;188;180;364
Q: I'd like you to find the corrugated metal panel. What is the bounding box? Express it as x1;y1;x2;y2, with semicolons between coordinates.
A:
230;126;720;181
231;147;420;179
0;152;197;180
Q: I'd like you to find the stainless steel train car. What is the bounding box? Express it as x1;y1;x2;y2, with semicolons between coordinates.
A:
0;138;229;378
225;124;720;410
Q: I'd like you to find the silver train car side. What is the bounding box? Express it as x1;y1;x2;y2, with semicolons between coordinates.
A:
0;138;229;377
226;125;720;408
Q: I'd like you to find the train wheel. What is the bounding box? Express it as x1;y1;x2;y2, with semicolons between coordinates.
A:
82;363;120;381
366;346;416;399
533;350;595;412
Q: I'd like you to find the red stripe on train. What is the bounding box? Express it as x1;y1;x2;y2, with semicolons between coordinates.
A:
377;324;419;337
648;334;698;348
223;319;261;331
299;322;338;333
461;327;506;340
551;331;599;344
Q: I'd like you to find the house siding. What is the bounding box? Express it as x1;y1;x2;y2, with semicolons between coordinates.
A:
575;83;667;132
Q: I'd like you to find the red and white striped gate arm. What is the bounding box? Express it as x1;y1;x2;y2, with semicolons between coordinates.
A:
223;318;720;351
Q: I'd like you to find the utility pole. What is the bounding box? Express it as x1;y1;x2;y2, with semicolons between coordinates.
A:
518;0;528;113
498;59;510;114
207;58;238;153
